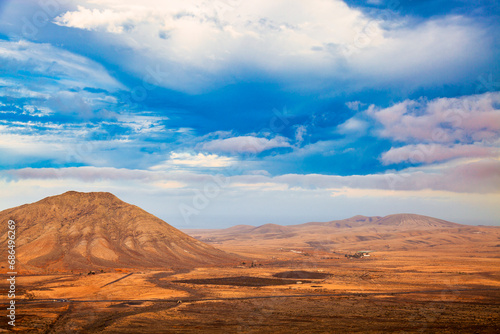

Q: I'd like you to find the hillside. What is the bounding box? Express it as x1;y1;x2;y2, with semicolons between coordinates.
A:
184;213;500;255
0;191;239;272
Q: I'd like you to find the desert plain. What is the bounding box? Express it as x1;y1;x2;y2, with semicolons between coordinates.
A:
1;248;499;333
0;192;499;333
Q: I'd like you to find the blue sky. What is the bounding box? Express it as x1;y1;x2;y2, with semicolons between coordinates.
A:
0;0;499;228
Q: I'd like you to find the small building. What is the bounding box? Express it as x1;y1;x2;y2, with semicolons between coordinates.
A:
356;250;374;257
345;250;375;259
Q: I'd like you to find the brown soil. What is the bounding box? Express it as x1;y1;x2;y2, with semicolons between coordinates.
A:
0;194;498;333
1;248;498;333
272;270;331;279
173;276;311;286
0;191;240;272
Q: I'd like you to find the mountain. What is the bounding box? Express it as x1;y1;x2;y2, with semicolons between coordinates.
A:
297;215;383;229
250;224;294;235
0;191;239;272
184;213;500;253
373;213;461;228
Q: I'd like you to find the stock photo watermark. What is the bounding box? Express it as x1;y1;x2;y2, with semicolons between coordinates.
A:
20;0;69;39
475;72;500;94
6;219;17;327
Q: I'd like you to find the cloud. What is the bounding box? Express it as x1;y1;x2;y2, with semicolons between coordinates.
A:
54;5;142;33
0;111;171;169
48;1;496;93
381;144;498;164
277;159;500;194
337;117;369;134
0;82;49;99
367;92;500;144
0;40;124;91
0;126;69;165
3;157;499;194
346;101;365;111
46;91;94;118
2;174;499;228
294;125;307;144
1;160;499;227
116;114;167;135
0;39;128;121
1;1;499;228
151;152;236;169
366;92;500;167
198;135;292;154
348;16;494;88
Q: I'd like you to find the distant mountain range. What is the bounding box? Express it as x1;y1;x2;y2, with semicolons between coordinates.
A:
0;191;239;272
184;213;500;252
2;191;498;273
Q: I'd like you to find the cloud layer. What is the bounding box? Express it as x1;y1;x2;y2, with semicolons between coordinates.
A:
0;0;498;227
49;0;496;92
368;92;500;144
4;155;499;194
363;92;500;166
198;135;292;154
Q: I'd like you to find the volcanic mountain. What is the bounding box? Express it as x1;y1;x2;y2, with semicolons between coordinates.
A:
0;191;239;272
185;213;500;254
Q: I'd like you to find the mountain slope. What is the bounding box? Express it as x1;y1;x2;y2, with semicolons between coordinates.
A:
0;191;239;272
373;213;461;228
184;213;500;253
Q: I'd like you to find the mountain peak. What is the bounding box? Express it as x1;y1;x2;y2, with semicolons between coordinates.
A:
46;190;119;201
0;191;238;272
65;190;114;196
376;213;460;228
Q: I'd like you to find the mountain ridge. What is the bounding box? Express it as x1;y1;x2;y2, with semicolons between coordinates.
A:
184;213;499;253
187;213;464;233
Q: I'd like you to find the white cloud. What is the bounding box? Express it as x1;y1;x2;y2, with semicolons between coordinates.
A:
364;93;500;185
49;1;494;92
0;127;69;162
381;144;498;164
295;125;307;144
346;101;365;111
117;114;167;135
151;152;236;169
229;182;289;191
21;106;53;117
368;92;500;144
1;173;498;229
337;117;369;134
198;135;292;154
3;156;499;194
0;40;124;91
55;5;143;33
1;160;499;227
0;84;49;99
0;125;133;167
54;0;359;92
283;140;337;158
0;112;171;168
349;16;493;88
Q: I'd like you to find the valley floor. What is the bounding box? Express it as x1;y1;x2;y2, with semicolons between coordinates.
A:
1;249;499;333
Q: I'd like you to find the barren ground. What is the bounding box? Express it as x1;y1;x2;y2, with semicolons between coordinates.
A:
1;247;499;333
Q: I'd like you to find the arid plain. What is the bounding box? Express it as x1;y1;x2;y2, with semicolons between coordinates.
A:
1;192;499;333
